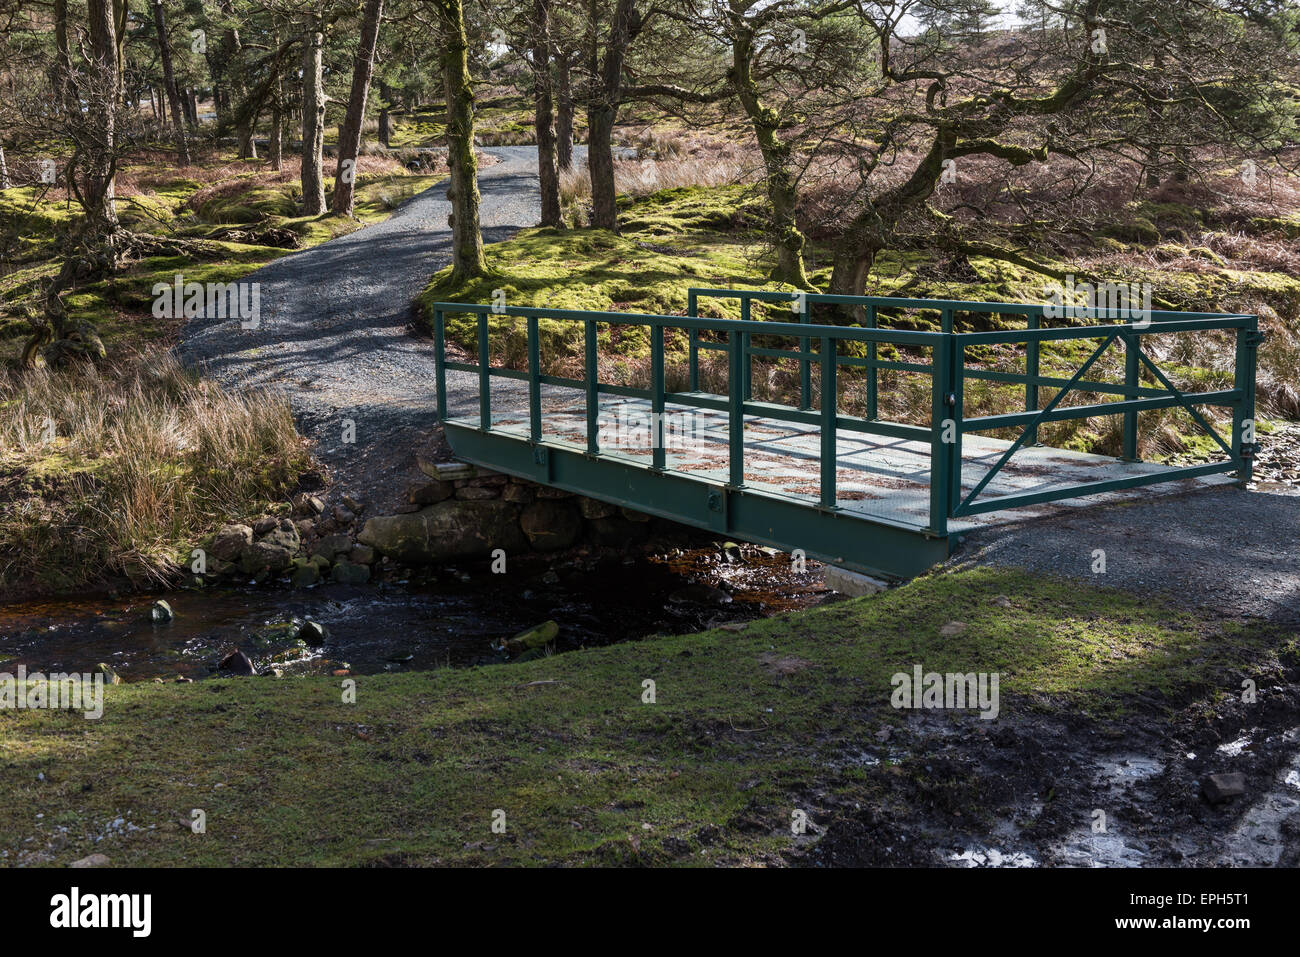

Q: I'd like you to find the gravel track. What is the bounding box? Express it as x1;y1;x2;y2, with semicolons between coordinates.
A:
177;146;552;511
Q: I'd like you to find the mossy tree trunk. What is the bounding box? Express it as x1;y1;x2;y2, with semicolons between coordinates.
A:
332;0;384;217
727;2;812;290
530;0;561;226
586;0;641;231
430;0;486;281
301;16;326;216
555;51;574;171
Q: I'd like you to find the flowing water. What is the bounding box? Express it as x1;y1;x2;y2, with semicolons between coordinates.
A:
0;544;832;681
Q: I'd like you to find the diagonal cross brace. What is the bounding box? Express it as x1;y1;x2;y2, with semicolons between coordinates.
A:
1134;347;1235;458
955;332;1119;516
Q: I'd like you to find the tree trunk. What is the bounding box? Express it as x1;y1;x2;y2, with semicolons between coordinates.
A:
152;0;191;165
84;0;120;236
555;51;573;171
301;18;326;215
586;0;639;231
530;0;561;226
431;0;486;281
377;80;392;147
270;72;284;172
332;0;384;217
0;146;10;190
728;10;811;289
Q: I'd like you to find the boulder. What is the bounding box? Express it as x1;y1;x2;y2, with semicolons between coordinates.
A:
150;599;174;622
520;500;582;551
332;561;371;584
259;518;300;552
239;540;295;574
218;650;256;676
297;620;330;645
311;533;353;560
290;564;320;587
502;483;535;504
410;481;455;505
210;524;253;562
252;516;278;536
1202;772;1247;805
357;501;527;564
292;493;325;516
505;620;559;655
349;545;376;565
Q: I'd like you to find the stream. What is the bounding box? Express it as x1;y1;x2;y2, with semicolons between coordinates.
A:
0;543;831;681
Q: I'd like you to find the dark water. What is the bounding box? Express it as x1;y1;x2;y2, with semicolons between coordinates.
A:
0;546;830;681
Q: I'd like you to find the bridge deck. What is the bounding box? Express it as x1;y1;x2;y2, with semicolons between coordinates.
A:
445;382;1235;535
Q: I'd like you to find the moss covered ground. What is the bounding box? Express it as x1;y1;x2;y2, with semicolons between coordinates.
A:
1;566;1291;866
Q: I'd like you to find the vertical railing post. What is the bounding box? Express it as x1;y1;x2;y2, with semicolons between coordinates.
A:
1122;330;1140;461
865;303;878;421
687;289;700;392
651;320;666;471
728;328;745;488
585;319;599;454
820;335;837;509
798;292;812;410
741;295;753;401
477;311;491;431
929;333;954;537
527;315;541;443
433;307;447;422
950;335;964;514
1234;317;1259;485
1025;312;1040;446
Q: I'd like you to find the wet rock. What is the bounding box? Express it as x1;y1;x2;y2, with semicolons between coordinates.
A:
333;505;356;525
218;650;256;676
822;566;888;597
290;563;320;587
97;663;122;686
297;620;330;645
1202;772;1247;805
342;495;364;514
332;561;371;584
410;480;455;505
294;519;315;538
669;583;732;606
308;553;332;572
357;501;527;564
293;493;325;516
210;524;253;562
252;516;278;536
520;500;582;551
505;620;559;655
150;599;174;622
578;497;617;520
69;854;110;868
350;545;376;565
311;533;353;560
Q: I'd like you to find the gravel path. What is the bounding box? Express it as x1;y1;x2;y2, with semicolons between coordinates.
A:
178;146;552;512
951;480;1300;624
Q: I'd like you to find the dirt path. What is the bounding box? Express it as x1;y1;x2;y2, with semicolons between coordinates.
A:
177;146;554;513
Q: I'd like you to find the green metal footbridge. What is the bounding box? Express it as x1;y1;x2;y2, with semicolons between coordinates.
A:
431;290;1258;579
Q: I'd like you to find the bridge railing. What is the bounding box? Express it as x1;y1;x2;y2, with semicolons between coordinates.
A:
432;295;1258;538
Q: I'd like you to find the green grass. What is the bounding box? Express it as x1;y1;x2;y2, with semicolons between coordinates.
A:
1;566;1291;866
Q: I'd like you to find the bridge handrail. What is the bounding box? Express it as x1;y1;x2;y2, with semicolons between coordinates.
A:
430;295;1258;539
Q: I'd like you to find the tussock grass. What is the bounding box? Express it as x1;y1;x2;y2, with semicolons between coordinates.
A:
0;352;311;594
